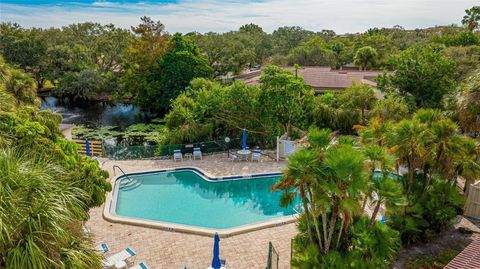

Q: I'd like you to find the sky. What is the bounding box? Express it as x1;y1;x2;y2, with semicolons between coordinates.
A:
0;0;477;34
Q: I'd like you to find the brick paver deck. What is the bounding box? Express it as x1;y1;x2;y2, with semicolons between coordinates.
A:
87;154;297;269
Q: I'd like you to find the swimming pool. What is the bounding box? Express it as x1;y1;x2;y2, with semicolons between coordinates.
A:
105;168;300;235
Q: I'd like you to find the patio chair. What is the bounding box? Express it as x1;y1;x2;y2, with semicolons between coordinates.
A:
251;149;261;162
228;151;238;162
95;243;109;254
173;149;183;162
103;247;136;268
130;262;149;269
193;147;202;160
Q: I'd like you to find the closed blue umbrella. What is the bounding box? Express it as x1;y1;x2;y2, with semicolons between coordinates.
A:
85;138;91;156
211;233;221;269
242;129;247;150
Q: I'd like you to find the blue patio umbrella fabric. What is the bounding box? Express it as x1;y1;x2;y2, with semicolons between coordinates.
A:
211;233;221;269
242;129;247;150
85;138;91;156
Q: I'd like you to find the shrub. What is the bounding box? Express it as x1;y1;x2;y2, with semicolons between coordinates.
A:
388;175;464;244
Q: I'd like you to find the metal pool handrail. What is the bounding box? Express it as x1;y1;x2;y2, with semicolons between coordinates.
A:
112;165;133;182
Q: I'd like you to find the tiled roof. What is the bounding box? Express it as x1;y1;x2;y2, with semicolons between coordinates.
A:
240;67;384;90
444;239;480;269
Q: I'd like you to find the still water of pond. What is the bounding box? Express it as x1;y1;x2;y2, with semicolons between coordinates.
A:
40;96;156;129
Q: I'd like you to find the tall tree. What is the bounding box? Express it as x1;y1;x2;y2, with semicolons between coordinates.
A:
462;6;480;31
121;17;169;108
158;33;212;111
379;45;456;108
353;46;377;70
338;83;376;123
271;26;314;55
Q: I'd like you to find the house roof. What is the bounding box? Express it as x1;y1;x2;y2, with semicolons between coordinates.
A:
444;239;480;269
240;67;385;90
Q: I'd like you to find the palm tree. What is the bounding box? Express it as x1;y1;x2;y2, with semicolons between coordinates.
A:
318;143;368;252
361;145;392;209
368;177;406;228
357;117;391;147
0;148;102;269
274;148;322;251
429;118;463;179
454;138;480;197
387;119;433;194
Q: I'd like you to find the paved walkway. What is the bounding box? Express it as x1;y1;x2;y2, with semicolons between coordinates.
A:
87;154;296;269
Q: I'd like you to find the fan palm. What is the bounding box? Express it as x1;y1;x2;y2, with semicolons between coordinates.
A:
361;145;393;209
387;119;433;194
0;148;102;269
429;119;463;178
318;143;368;252
274;148;319;250
368;177;406;228
455;138;480;196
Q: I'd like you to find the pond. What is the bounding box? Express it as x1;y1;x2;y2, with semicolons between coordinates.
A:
40;96;156;129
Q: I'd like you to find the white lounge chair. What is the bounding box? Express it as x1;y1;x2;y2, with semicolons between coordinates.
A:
251;149;261;162
95;243;109;254
193;147;202;160
103;247;136;268
228;152;238;162
173;150;183;162
130;262;148;269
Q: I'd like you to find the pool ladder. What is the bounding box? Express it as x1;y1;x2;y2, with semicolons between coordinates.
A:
113;165;141;191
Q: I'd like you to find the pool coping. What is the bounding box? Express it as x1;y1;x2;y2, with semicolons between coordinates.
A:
103;166;299;237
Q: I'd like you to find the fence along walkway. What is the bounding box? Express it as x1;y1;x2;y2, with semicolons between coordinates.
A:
102;138;242;160
73;139;103;156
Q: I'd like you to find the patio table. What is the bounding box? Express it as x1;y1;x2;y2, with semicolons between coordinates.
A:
237;149;251;161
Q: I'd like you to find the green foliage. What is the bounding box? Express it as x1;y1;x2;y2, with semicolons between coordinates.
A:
158;33;212;111
433;31;480;46
0;148;102;269
380;45;457;108
338;83;376;123
311;90;365;134
456;68;480;133
389;176;464;244
462;6;480;31
354;46;378;70
354;33;397;68
56;69;102;100
271;26;314;55
72;125;121;140
406;249;459;269
443;45;480;80
0;56;40;107
371;95;410;121
0;21;131;95
286;36;335;67
192;32;255;77
358;109;476;246
291;216;401;269
0;63;110;268
162;66;314;145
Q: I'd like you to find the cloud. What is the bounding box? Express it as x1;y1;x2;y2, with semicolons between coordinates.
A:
0;0;477;33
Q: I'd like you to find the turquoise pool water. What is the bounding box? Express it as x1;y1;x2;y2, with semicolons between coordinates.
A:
114;170;300;229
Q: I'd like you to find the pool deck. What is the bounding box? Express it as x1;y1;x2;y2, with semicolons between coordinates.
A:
87;153;297;268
